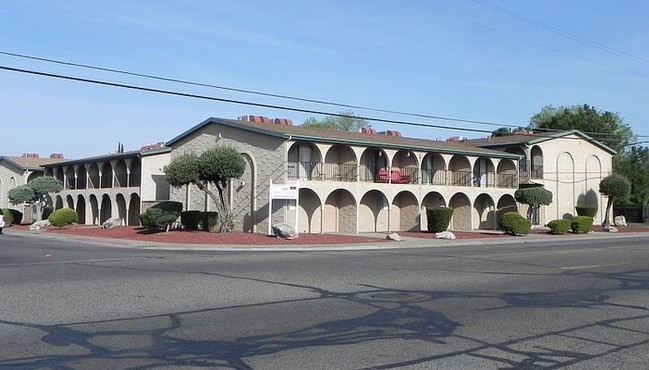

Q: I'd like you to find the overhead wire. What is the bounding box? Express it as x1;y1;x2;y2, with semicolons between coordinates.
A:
1;51;646;143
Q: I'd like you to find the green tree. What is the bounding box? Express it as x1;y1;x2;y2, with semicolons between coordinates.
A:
599;173;631;230
164;146;245;233
7;177;63;221
613;145;649;205
514;187;553;221
491;127;512;137
529;104;634;153
301;110;370;131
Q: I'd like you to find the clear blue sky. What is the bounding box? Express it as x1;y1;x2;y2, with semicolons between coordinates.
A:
1;0;647;159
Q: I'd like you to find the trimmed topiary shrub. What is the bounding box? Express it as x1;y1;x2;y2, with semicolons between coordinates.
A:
8;209;22;225
500;212;531;236
181;210;201;231
575;206;597;217
426;207;454;233
139;201;183;231
571;216;593;234
48;208;78;228
547;219;571;235
2;209;14;226
200;211;219;232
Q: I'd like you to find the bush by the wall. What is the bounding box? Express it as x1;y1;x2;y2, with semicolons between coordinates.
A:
48;208;78;228
500;212;531;236
139;201;183;230
575;206;597;217
426;207;454;233
2;209;14;226
200;211;219;232
8;209;22;225
571;216;593;234
181;210;201;230
547;219;571;235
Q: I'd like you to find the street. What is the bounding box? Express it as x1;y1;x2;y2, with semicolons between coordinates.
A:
1;233;648;369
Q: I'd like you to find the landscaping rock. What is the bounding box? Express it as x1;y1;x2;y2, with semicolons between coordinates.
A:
614;215;627;227
604;226;619;233
272;223;299;240
30;219;51;231
101;217;122;229
435;231;456;240
386;232;402;241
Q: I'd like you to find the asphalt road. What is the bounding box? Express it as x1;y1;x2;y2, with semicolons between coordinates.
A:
0;233;648;369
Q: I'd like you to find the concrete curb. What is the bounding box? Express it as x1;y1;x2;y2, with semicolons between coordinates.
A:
3;227;648;252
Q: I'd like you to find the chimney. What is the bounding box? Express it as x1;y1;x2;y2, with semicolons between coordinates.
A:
273;118;293;126
49;153;64;159
22;152;40;158
238;115;271;123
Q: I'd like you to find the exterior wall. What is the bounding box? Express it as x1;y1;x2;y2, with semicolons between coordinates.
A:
0;161;30;209
533;135;613;225
168;123;286;233
140;151;171;202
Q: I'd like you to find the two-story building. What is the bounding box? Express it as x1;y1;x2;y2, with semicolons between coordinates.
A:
165;116;522;234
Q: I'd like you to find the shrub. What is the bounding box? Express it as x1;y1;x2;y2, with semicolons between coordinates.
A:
2;209;14;226
575;206;597;217
571;216;593;234
181;210;201;231
42;207;54;220
8;209;22;224
547;219;571;235
139;201;183;230
426;207;454;233
48;208;78;228
500;212;531;236
200;211;219;232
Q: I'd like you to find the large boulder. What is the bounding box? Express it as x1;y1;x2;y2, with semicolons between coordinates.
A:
30;219;51;231
272;223;299;240
386;232;402;241
101;218;122;229
614;215;627;227
435;231;456;240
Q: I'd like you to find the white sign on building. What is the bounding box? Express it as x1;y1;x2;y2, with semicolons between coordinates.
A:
267;181;300;235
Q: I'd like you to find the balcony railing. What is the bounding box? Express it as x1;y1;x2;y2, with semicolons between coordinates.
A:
422;169;446;185
496;173;518;188
530;166;543;179
450;170;472;187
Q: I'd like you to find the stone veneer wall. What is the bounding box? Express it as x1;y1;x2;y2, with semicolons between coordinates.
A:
168;123;287;233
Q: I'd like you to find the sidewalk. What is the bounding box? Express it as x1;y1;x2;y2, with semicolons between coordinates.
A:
3;225;648;252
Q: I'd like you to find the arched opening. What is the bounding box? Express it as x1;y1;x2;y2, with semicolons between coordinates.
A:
129;158;141;187
324;145;357;182
100;194;112;224
323;189;357;233
449;192;472;231
420;191;446;231
359;190;389;232
76;195;86;224
100;163;113;188
473;157;495;187
496;159;518;188
288;142;323;180
64;166;75;189
55;195;63;210
116;193;127;226
391;191;419;231
557;151;575;220
77;165;87;189
391;149;418;184
360;148;388;182
421;153;446;185
496;194;518;229
531;145;544;179
298;188;321;233
27;172;41;182
66;195;74;209
114;160;128;188
9;176;16;189
128;193;141;226
54;168;64;186
88;163;100;189
473;193;496;230
89;194;99;225
448;155;472;187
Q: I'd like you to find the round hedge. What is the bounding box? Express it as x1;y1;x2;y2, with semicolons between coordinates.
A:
426;207;454;233
48;208;78;228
